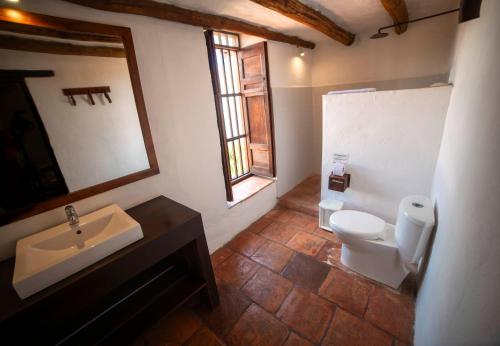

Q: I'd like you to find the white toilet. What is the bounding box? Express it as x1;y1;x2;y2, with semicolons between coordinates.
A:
329;195;435;289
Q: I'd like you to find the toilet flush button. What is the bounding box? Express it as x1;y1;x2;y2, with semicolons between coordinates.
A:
400;196;434;227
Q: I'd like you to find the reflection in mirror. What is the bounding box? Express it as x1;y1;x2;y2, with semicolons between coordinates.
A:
0;25;150;222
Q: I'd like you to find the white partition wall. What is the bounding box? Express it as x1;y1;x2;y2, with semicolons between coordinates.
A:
321;87;451;223
415;1;500;344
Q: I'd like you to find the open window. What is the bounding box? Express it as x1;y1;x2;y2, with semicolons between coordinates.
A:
205;30;275;202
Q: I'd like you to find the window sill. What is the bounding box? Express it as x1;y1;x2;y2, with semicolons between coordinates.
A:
227;176;275;208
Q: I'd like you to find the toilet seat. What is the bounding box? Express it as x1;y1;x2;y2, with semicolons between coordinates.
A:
330;210;386;240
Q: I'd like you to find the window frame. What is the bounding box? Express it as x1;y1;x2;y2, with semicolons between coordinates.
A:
205;29;252;201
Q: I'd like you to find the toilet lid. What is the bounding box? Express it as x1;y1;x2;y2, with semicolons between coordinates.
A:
330;210;386;240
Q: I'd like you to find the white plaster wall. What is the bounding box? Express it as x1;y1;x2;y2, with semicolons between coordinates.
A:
240;36;313;88
415;1;500;344
0;49;149;191
241;36;315;196
310;15;458;173
267;42;314;195
0;1;279;261
311;14;458;88
272;87;313;196
321;87;451;223
266;42;312;88
239;33;263;48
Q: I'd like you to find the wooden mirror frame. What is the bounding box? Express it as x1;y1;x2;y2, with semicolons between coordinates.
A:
0;8;159;225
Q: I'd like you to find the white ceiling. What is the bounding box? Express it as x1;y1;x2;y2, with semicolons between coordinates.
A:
157;0;459;42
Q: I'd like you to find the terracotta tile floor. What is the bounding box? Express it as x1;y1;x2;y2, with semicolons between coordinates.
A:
135;176;416;346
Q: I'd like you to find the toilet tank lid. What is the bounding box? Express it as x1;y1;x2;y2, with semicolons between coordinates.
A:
330;210;385;240
399;195;435;227
319;199;344;211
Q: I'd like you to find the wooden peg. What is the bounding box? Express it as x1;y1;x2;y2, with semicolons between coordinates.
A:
103;91;112;103
68;94;76;106
87;92;95;105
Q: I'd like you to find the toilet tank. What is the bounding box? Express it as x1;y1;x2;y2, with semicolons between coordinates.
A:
395;195;435;264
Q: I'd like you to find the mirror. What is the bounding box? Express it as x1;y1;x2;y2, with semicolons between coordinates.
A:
0;9;159;225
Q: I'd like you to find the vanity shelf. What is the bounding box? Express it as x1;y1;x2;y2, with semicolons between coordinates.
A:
0;196;219;345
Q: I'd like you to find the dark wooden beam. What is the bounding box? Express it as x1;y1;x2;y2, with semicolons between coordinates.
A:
380;0;409;34
249;0;354;46
0;21;122;43
63;0;315;49
0;69;54;79
0;34;126;57
459;0;482;22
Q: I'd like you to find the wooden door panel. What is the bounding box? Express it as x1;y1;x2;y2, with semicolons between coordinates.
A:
242;92;273;176
243;80;264;92
241;54;263;79
250;148;272;176
246;95;269;144
238;42;275;178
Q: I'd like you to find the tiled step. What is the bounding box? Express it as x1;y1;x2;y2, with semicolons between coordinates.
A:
278;197;319;217
278;175;321;217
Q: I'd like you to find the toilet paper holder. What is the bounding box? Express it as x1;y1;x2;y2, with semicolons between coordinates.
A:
328;173;351;192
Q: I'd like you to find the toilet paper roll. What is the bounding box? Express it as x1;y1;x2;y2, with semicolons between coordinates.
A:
332;162;345;176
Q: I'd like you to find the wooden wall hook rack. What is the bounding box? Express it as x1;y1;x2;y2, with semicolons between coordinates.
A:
62;86;112;106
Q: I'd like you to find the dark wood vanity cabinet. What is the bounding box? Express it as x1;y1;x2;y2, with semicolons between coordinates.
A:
0;196;219;345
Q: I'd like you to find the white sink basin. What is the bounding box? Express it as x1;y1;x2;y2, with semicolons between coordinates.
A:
13;204;143;299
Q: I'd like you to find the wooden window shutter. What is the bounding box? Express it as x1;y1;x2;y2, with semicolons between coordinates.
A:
238;42;276;178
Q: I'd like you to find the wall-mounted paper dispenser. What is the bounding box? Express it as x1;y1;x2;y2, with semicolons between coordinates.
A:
329;173;350;192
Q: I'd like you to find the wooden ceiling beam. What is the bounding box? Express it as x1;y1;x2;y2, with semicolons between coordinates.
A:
63;0;316;49
0;34;126;58
250;0;354;46
380;0;409;34
459;0;482;23
3;24;123;43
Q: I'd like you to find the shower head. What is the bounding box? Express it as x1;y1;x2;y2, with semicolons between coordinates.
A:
370;8;460;41
370;31;389;39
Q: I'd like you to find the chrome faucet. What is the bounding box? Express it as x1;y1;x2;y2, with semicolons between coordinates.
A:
65;205;79;226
